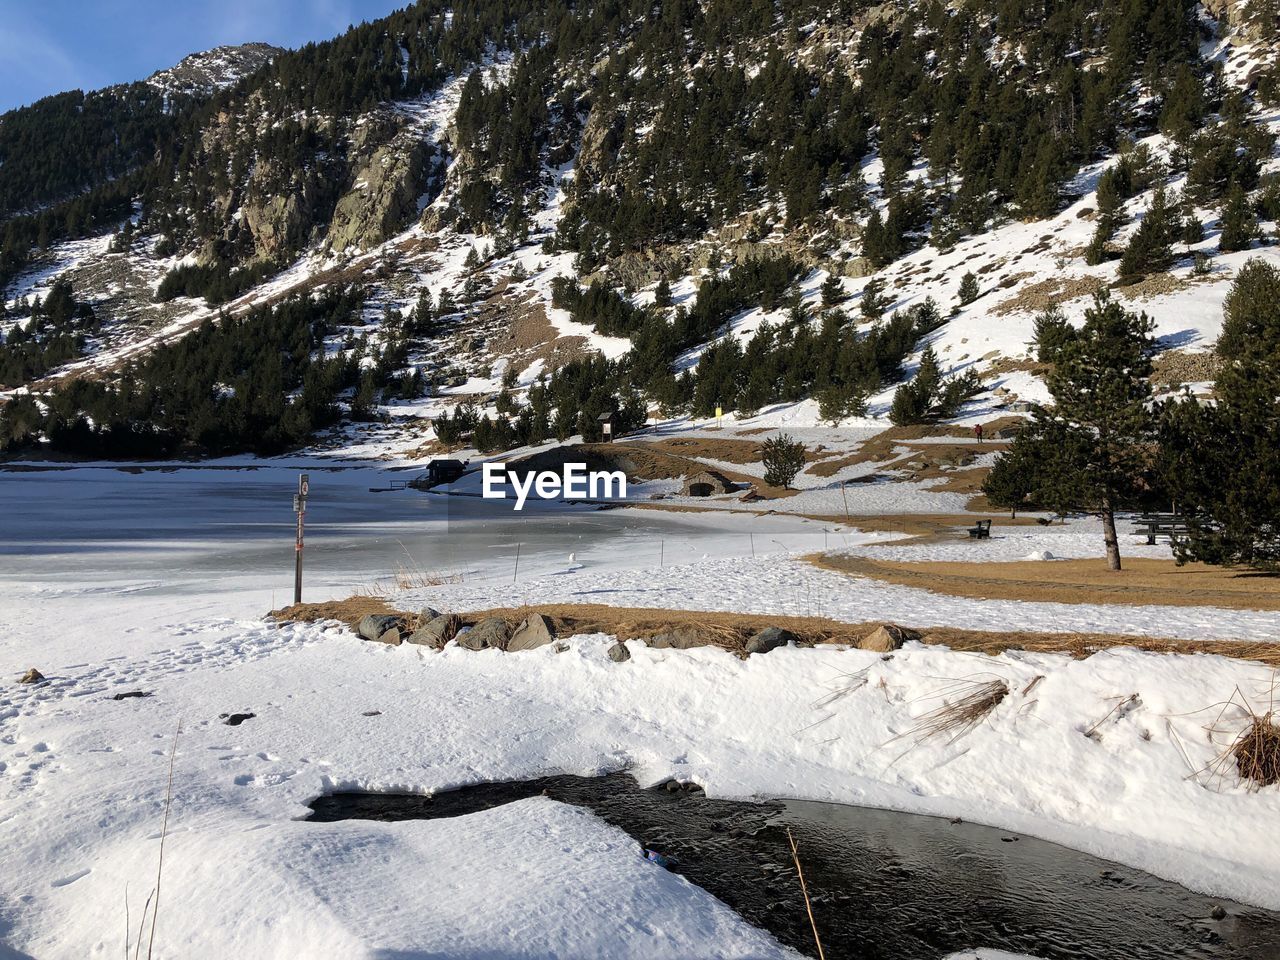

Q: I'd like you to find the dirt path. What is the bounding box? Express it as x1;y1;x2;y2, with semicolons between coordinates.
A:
813;554;1280;612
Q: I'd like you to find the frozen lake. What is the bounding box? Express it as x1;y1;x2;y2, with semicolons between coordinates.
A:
0;464;853;662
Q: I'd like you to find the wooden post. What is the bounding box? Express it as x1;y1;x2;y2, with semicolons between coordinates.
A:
294;474;309;604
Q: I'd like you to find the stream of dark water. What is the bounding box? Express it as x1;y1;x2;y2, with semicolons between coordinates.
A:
307;772;1280;960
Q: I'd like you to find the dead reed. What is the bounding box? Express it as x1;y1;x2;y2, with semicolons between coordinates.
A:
902;677;1010;745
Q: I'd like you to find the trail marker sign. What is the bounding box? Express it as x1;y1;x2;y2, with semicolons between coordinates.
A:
293;474;309;604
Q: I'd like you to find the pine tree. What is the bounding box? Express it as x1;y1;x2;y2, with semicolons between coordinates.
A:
1032;306;1076;363
821;274;844;306
1084;224;1112;266
981;430;1038;518
990;292;1156;570
654;279;673;308
1158;63;1204;143
1160;259;1280;568
1180;201;1204;247
1218;258;1280;359
889;381;928;426
351;369;380;421
957;271;979;306
761;433;806;489
1118;185;1175;279
862;211;892;268
817;383;868;424
860;278;887;320
1218;185;1258;253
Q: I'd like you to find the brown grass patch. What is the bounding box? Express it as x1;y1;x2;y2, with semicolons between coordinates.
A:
982;357;1050;381
806;424;1019;480
637;436;764;465
992;275;1105;316
271;599;1280;668
807;425;980;478
813;554;1280;612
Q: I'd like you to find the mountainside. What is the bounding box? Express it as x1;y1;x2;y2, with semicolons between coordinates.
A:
1;0;1278;462
144;42;283;98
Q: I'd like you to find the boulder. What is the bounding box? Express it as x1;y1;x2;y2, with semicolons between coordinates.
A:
373;627;403;646
860;623;921;652
507;614;557;652
419;606;442;622
357;614;402;642
607;642;631;663
841;256;876;278
646;626;709;649
19;667;45;685
745;626;798;655
406;613;461;649
457;617;511;651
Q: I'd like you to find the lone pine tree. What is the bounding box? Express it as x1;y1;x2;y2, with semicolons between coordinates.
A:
990;292;1156;569
761;433;806;489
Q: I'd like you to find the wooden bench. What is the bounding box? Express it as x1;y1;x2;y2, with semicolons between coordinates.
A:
968;519;992;539
1131;513;1190;544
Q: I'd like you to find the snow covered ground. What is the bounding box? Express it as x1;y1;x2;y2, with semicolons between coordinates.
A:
4;605;1279;957
3;467;1279;958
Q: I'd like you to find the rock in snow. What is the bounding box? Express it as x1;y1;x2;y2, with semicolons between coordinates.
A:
646;626;708;649
507;613;557;652
406;613;461;648
357;614;402;643
744;626;798;655
458;617;512;651
860;623;921;653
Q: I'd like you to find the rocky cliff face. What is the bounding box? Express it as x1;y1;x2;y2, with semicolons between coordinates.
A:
329;136;434;253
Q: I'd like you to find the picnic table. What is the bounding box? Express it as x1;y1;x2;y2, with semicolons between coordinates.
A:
1131;513;1190;544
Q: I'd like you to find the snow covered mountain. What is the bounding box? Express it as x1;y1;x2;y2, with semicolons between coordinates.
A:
144;42;283;98
1;0;1277;462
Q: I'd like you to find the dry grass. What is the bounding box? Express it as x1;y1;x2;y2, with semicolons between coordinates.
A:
1234;712;1280;788
901;677;1010;744
812;554;1280;612
273;598;1280;669
805;424;1016;479
357;541;465;594
1191;681;1280;791
638;436;765;464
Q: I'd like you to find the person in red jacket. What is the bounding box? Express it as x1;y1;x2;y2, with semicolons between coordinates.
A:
974;423;984;443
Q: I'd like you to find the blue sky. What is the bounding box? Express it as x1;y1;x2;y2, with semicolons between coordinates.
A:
0;1;409;112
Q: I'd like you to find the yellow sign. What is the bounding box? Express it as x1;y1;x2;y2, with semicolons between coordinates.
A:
715;406;722;419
